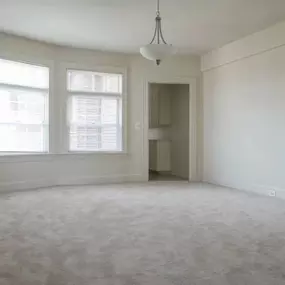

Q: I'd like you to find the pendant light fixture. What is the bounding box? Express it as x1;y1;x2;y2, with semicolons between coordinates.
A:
140;0;176;65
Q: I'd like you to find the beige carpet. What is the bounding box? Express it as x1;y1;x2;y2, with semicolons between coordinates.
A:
0;182;285;285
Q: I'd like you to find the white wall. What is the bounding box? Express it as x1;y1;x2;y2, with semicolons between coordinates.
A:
0;33;201;191
202;20;285;198
171;84;189;179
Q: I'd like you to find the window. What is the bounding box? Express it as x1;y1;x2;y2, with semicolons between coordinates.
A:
0;59;49;153
67;69;123;152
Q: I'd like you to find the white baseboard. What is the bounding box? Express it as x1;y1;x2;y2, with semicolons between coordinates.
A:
0;174;145;193
204;178;285;200
57;174;144;186
0;178;55;193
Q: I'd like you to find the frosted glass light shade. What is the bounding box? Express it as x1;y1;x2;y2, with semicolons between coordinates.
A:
140;44;176;61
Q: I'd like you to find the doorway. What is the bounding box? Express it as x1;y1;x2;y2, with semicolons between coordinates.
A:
148;83;190;181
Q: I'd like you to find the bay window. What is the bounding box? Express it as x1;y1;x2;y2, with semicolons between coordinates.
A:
0;58;126;156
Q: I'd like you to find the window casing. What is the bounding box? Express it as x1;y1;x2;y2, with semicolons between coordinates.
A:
67;69;124;152
0;59;49;153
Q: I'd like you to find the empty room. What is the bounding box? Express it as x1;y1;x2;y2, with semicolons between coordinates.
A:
0;0;285;284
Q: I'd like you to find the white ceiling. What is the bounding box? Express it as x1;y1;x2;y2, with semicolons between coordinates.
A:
1;0;285;55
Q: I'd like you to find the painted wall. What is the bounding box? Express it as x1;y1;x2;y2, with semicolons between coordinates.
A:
171;84;189;179
0;33;201;191
202;20;285;198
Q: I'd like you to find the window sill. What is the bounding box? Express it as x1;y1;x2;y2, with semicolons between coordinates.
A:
67;150;126;155
0;151;128;163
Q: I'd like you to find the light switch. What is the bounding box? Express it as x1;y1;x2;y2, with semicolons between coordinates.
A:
135;122;141;130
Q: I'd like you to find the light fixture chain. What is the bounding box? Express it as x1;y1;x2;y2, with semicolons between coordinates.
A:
157;0;160;16
157;18;160;44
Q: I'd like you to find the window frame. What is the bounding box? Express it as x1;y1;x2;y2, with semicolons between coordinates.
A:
0;56;53;156
62;63;127;155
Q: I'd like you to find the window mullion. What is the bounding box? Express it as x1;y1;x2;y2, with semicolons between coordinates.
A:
0;83;48;93
68;90;122;98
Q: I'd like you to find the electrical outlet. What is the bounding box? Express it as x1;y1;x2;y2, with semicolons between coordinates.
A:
269;190;276;197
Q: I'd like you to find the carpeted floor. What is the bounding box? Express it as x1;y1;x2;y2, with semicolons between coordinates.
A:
0;182;285;285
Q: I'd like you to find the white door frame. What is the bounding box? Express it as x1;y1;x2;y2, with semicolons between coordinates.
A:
142;76;197;182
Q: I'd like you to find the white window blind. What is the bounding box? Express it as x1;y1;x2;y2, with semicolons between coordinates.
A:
67;70;123;152
0;59;49;153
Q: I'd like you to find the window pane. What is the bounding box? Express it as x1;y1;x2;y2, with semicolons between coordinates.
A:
0;59;49;89
70;126;120;152
68;70;93;92
70;125;102;151
0;87;47;124
101;126;119;150
69;96;102;124
0;124;47;152
67;70;122;93
0;56;49;153
69;96;122;152
101;97;117;124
